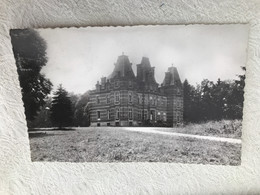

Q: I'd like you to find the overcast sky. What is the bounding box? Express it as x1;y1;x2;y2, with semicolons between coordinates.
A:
38;24;249;94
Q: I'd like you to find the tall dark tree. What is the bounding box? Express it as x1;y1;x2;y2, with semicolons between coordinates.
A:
50;85;73;129
183;79;195;122
10;29;52;121
228;66;246;119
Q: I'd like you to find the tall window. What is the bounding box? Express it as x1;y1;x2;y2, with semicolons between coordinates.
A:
144;110;148;120
138;110;141;120
128;92;132;103
139;94;142;104
157;112;161;120
96;96;100;104
116;108;120;120
106;94;110;104
97;111;101;119
163;112;166;122
115;92;120;103
107;110;110;120
162;98;166;106
129;108;133;120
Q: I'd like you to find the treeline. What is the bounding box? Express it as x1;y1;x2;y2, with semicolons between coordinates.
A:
30;85;90;128
183;67;245;123
11;29;246;128
10;29;91;129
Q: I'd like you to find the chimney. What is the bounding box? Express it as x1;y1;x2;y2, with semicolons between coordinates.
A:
101;77;106;85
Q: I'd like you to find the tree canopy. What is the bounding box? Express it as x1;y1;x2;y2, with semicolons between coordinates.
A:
50;85;73;129
10;29;52;121
183;67;246;123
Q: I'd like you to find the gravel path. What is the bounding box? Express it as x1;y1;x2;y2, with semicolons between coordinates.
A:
123;127;242;144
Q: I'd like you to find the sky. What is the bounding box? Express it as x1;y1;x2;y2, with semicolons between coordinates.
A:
38;24;249;94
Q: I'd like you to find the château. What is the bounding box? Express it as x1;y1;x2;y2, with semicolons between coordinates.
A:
89;54;183;127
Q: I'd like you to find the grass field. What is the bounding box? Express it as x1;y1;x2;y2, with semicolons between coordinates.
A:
162;120;242;139
29;120;241;165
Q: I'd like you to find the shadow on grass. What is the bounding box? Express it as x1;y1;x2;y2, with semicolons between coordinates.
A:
28;127;76;132
29;132;69;138
29;132;55;138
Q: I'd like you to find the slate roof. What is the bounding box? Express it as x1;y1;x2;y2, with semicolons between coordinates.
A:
108;54;135;80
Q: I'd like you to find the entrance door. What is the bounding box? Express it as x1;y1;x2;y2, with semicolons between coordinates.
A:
150;110;155;121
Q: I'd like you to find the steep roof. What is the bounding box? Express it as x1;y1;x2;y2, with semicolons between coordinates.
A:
140;57;151;68
136;57;158;83
108;54;135;79
162;66;182;86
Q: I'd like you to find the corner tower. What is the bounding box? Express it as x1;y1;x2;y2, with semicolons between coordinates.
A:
108;54;135;80
161;66;183;126
136;57;159;92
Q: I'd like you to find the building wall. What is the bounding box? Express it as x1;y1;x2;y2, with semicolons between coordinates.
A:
89;55;183;127
89;89;169;126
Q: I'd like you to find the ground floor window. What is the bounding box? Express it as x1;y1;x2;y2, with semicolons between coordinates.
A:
138;110;141;120
97;111;101;119
150;110;155;121
129;108;133;120
107;110;110;120
144;110;148;120
116;108;120;120
163;112;166;122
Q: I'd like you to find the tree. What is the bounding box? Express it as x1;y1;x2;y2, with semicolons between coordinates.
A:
73;91;91;127
182;67;246;123
50;85;73;129
227;66;246;119
29;96;52;128
183;79;195;122
10;29;52;121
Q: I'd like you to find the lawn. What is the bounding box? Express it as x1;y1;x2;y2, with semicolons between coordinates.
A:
29;124;241;165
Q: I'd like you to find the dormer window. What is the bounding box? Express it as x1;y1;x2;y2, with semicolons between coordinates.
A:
115;81;119;88
129;81;133;88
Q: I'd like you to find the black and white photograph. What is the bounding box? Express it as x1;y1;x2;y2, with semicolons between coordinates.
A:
10;25;248;165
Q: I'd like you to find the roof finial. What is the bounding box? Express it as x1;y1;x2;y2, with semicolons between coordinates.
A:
122;52;124;55
172;63;174;67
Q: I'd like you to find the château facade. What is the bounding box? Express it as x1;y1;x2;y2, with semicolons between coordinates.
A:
89;54;183;127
